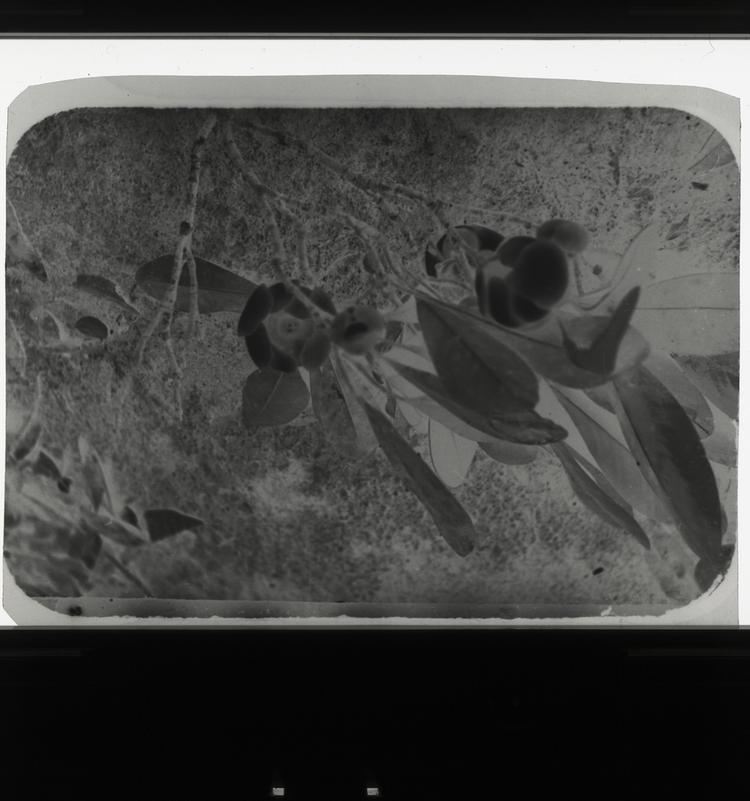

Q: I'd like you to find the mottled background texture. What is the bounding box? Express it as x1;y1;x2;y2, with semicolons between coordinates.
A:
5;106;739;613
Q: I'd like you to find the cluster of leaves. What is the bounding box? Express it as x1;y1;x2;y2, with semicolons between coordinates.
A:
4;377;204;599
135;213;737;594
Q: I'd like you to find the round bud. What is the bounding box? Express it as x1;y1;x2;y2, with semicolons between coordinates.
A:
497;236;536;268
331;306;386;355
238;284;273;336
485;275;523;328
536;219;590;254
299;329;332;369
507;240;568;309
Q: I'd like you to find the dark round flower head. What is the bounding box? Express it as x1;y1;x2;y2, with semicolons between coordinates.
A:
240;282;336;372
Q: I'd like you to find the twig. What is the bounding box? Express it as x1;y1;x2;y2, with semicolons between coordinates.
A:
184;246;201;337
137;113;218;366
7;317;28;377
224;118;333;322
102;548;154;597
246;119;450;226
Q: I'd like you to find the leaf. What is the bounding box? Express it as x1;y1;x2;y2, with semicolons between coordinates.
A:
700;399;737;467
578;225;659;311
363;404;477;556
552;442;650;549
397;400;429;436
136;254;256;314
632;272;739;356
6;198;48;282
11;375;44;463
480;440;538;465
418;294;646;389
643;351;713;437
241;369;310;428
672;352;738;420
554;387;671;523
611;366;725;564
310;360;367;458
74;274;139;314
388;362;566;445
428;419;478;488
144;509;204;542
560;288;644;375
81;508;149;548
74;316;109;340
689;139;735;172
417;296;539;412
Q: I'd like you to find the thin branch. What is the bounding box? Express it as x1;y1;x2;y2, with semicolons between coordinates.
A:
102;548;154;598
137;113;218;366
223;118;333;322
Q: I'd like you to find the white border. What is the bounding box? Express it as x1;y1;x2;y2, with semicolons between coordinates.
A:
0;39;746;626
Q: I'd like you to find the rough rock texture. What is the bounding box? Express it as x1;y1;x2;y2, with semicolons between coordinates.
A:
5;106;739;614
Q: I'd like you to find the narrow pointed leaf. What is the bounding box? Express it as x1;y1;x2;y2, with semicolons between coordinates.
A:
480;440;537;465
553;442;650;549
561;287;643;375
632;272;739;356
428;419;478;488
611;366;724;563
241;369;309;428
689;139;735;172
672;352;738;420
578;225;659;311
416;296;539;411
397;400;429;435
80;508;148;548
310;360;367;458
136;255;256;314
74;274;139;314
388;361;566;445
144;508;204;542
700;399;737;467
643;351;713;437
363;404;477;556
555;387;671;522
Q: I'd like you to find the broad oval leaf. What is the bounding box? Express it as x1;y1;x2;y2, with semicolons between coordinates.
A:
363;404;477;556
632;272;739;356
611;366;725;563
75;315;109;340
416;296;539;411
136;255;256;314
242;369;310;428
428;419;478;488
74;274;139;314
552;442;650;549
144;508;204;542
554;387;671;523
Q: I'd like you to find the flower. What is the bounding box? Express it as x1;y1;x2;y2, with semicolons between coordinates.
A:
239;282;336;372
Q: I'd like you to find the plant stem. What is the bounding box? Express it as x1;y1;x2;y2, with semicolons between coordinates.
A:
102;548;154;598
137;113;218;366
